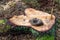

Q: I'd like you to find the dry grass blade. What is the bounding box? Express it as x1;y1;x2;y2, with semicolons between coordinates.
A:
51;8;53;19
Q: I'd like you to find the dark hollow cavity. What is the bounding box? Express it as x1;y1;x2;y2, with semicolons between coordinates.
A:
29;18;43;26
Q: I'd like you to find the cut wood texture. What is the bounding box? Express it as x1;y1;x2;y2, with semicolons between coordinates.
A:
9;8;55;32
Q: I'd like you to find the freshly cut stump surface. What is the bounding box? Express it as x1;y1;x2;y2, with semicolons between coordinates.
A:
9;8;55;32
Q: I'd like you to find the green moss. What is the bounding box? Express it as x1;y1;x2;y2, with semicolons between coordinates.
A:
3;25;11;32
0;19;55;40
35;24;55;40
29;28;39;37
36;35;54;40
57;19;60;24
0;19;11;33
0;19;5;24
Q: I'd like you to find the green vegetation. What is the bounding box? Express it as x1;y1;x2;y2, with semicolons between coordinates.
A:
12;26;55;40
0;19;5;24
36;35;54;40
0;0;57;40
0;19;11;33
57;19;60;24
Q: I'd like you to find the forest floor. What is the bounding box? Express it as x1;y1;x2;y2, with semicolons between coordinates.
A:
0;0;60;40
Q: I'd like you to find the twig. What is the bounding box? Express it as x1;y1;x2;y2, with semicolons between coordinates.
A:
51;0;54;19
15;36;18;40
51;7;53;19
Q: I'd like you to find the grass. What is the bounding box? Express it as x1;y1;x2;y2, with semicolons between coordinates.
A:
14;26;55;40
0;19;55;40
36;35;54;40
0;19;11;33
0;19;5;24
36;26;55;40
57;19;60;24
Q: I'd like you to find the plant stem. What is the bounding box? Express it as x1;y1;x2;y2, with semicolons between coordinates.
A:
51;7;53;19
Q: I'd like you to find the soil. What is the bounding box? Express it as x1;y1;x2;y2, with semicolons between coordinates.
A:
0;0;60;40
0;34;35;40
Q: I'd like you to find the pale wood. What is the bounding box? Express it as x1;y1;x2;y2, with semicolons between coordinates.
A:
9;8;55;32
